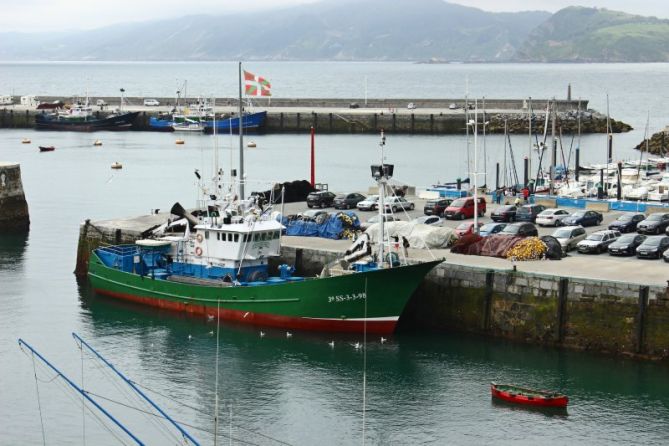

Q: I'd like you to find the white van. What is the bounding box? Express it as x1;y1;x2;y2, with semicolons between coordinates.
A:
0;95;12;105
143;98;160;106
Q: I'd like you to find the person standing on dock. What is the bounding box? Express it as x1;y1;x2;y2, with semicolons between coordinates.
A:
522;187;529;203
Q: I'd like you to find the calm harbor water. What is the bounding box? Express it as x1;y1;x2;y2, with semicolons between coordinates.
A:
1;62;669;444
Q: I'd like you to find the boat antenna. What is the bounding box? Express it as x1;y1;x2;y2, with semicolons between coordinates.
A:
238;61;245;200
374;131;387;266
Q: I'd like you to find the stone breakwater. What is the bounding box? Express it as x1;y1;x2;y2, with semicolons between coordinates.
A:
633;126;669;155
1;97;631;135
0;162;29;232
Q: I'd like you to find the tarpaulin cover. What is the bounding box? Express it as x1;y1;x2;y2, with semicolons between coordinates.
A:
451;234;525;257
540;235;564;260
283;211;360;239
364;221;457;249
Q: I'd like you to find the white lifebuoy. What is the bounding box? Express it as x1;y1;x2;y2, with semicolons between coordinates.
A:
195;247;203;256
196;233;204;243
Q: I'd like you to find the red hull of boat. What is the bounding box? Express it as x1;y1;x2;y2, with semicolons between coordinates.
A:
490;384;569;408
93;288;398;334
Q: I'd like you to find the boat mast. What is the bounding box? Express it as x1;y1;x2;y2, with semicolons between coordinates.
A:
376;131;387;266
528;97;532;182
465;77;470;177
473;101;479;233
238;62;245;200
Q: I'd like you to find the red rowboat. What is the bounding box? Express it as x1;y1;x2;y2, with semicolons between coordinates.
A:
39;146;55;152
491;382;569;408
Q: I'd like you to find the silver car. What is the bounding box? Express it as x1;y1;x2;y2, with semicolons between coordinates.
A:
552;225;587;252
356;195;379;211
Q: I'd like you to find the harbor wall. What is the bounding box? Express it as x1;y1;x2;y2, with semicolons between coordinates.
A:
0;162;29;231
279;246;669;360
74;220;669;361
1;97;631;134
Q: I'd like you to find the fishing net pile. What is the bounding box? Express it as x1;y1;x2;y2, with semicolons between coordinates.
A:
451;234;562;260
283;211;361;240
364;221;457;249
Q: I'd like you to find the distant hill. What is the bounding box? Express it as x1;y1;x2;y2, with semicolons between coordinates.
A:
1;2;668;62
515;7;669;62
0;0;549;61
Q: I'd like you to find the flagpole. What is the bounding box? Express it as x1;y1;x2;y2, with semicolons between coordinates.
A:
238;61;245;200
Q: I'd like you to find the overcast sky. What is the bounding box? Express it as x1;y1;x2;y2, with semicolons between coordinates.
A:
2;0;667;33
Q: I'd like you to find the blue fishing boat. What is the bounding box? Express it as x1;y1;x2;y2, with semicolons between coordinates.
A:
203;111;267;134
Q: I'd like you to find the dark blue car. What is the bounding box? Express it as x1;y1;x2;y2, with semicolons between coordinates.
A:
562;210;603;227
608;213;645;233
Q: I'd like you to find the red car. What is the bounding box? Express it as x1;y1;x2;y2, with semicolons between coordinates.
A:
454;221;484;237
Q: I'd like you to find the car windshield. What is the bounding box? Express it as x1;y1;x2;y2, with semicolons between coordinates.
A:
647;214;664;221
456;223;471;230
553;229;572;238
617;234;637;243
517;207;531;214
572;212;585;217
335;194;346;199
365;196;379;202
538;210;554;216
502;226;519;234
617;215;633;222
414;217;430;224
642;237;664;246
480;224;497;232
451;198;466;207
498;206;515;212
586;234;604;241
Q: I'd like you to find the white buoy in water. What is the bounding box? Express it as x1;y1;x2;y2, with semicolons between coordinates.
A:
93;140;102;146
247;141;257;148
111;162;123;169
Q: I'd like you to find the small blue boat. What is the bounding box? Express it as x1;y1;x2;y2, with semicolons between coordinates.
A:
203;111;267;134
149;111;267;133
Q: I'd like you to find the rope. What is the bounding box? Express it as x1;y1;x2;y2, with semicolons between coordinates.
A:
31;352;47;446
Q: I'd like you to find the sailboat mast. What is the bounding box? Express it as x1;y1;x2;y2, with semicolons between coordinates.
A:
528;97;532;180
238;62;245;200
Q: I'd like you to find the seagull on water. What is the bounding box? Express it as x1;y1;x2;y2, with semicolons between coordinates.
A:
207;314;214;321
208;331;214;336
328;341;335;348
260;331;266;338
188;335;193;340
380;337;387;344
286;332;293;338
351;342;361;350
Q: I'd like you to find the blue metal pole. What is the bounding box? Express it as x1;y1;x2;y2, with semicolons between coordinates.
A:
72;333;200;446
18;339;145;446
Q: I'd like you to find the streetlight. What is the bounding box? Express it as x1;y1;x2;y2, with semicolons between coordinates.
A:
466;101;484;235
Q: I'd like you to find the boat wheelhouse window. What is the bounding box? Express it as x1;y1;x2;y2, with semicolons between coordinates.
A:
234;234;239;242
205;231;210;239
227;233;232;242
274;231;280;239
216;233;220;240
261;232;267;241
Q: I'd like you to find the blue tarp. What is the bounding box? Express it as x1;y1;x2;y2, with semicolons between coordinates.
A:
283;212;360;239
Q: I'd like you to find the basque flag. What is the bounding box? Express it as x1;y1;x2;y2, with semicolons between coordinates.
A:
244;70;271;96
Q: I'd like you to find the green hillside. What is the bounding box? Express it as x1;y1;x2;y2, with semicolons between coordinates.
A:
516;7;669;62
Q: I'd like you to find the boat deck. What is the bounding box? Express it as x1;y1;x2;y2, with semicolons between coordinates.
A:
166;275;234;287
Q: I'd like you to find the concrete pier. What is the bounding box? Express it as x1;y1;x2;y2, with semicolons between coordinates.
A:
75;212;669;361
1;97;632;134
0;162;29;231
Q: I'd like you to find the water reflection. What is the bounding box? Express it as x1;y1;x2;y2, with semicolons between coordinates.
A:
75;280;669;445
0;232;28;272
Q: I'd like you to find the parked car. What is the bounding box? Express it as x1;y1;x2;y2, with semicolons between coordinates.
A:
608;233;646;256
500;222;538;237
479;222;507;237
448;103;457;110
384;196;415;213
356;195;379;211
535;208;571;227
143;98;160;106
637;213;669;235
552;226;587;252
576;230;621;254
407;102;416;110
333;193;366;210
443;196;486;220
454;221;484;237
490;205;517;222
360;214;400;230
562;210;603;227
349;102;360;109
515;204;546;223
636;235;669;259
413;215;443;226
608;213;645;233
306;191;336;208
423;198;452;217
